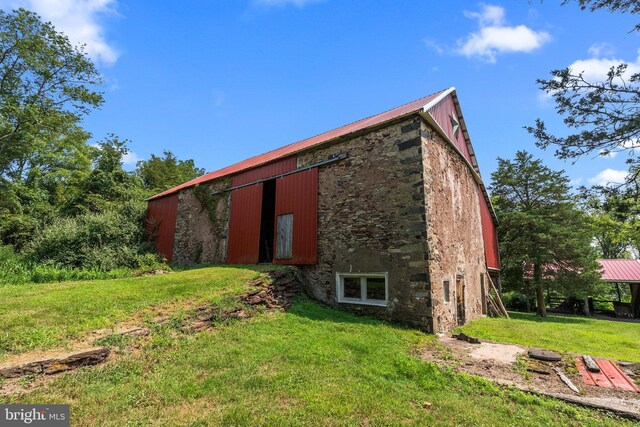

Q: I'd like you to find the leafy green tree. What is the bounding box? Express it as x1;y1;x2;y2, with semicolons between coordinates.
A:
25;134;161;270
566;0;640;31
0;8;101;248
491;151;602;316
528;1;640;188
63;135;145;215
136;150;204;193
0;8;102;182
580;185;639;258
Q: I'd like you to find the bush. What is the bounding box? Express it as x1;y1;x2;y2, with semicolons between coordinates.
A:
0;245;134;285
501;291;534;312
24;201;164;271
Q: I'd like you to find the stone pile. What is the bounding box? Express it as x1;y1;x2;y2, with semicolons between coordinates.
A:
242;268;302;311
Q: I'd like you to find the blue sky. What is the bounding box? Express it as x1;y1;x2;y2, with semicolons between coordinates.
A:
3;0;639;188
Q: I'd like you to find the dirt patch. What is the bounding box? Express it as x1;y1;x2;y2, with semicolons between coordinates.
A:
420;335;640;419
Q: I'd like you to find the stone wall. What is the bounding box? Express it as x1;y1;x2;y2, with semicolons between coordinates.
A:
420;124;488;333
167;112;490;333
173;179;230;265
296;115;434;331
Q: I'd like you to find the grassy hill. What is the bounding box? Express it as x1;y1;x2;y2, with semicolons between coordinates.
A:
0;266;632;426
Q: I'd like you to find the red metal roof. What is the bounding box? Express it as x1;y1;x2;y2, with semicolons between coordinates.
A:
148;89;448;200
598;259;640;282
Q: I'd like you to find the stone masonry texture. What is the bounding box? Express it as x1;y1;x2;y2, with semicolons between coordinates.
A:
421;123;488;333
173;179;230;265
169;113;490;333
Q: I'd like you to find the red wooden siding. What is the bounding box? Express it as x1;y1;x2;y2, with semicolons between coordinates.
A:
478;186;500;270
230;157;297;187
427;95;472;163
274;168;318;265
146;194;179;262
227;184;264;264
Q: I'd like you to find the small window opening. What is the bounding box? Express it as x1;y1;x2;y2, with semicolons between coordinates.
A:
443;280;450;303
337;273;388;306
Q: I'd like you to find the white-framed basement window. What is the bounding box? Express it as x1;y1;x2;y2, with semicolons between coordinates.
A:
336;272;388;306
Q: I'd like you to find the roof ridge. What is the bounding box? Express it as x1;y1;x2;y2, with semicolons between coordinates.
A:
282;88;450;149
148;88;451;200
211;88;451;171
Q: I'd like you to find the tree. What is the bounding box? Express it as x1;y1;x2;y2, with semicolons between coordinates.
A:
580;185;639;258
0;8;102;248
136;151;204;193
527;2;640;189
491;151;602;316
567;0;640;31
0;8;103;182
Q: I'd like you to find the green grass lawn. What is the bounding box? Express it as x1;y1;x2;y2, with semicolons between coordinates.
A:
459;311;640;362
0;265;274;359
2;297;630;426
0;268;634;425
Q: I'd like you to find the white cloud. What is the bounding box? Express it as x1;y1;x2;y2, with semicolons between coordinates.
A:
3;0;120;65
588;168;628;186
254;0;322;7
456;4;550;63
122;150;140;166
588;42;615;58
621;139;640;149
463;4;505;27
568;52;640;82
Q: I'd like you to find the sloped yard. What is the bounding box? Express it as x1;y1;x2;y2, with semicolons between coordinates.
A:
0;265;273;359
0;268;634;426
459;311;640;363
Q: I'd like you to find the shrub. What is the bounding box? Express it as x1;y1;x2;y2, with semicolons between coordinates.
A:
24;201;164;271
0;245;135;285
501;291;534;312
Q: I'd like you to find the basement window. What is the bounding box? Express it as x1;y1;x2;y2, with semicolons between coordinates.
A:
336;273;388;306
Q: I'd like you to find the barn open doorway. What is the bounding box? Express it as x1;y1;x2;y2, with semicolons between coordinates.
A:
258;179;277;263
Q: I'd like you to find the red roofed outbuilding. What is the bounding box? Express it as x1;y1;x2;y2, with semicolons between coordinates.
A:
146;88;500;332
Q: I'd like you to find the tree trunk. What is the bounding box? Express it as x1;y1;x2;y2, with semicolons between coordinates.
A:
583;297;590;316
534;263;546;317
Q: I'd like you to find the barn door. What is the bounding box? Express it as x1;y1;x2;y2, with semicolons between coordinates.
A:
456;275;466;326
227;183;263;264
273;168;318;265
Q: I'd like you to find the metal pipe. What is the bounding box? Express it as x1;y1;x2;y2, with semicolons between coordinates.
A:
210;153;348;195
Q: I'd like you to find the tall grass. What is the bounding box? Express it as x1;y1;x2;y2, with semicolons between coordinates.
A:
0;245;133;285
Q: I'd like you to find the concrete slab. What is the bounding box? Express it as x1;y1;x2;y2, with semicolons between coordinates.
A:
468;342;525;364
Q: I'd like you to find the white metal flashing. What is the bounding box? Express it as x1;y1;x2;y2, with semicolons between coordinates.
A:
421;87;456;113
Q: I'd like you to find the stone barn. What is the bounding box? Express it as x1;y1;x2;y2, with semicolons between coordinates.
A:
146;87;500;333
